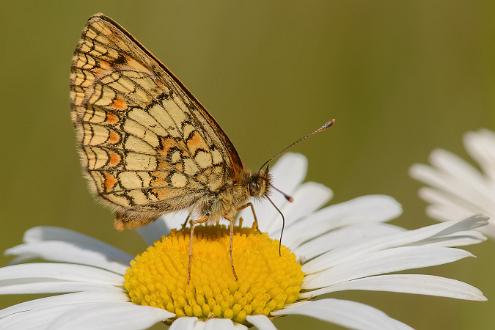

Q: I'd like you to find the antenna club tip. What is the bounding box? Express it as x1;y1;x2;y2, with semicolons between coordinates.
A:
287;196;294;203
325;118;336;127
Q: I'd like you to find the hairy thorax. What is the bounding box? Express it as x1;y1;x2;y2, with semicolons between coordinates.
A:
199;183;251;224
199;169;270;224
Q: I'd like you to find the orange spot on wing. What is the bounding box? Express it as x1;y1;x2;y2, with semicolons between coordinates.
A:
103;173;117;192
150;175;167;190
174;162;184;172
92;67;104;75
108;152;121;167
187;131;207;153
159;137;178;156
151;171;167;182
108;130;121;144
158;159;171;170
99;60;111;70
114;219;125;231
112;98;127;110
106;113;119;124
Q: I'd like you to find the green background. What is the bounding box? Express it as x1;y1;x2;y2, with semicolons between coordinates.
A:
1;1;494;329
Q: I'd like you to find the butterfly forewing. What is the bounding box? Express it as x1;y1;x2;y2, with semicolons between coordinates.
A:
70;14;244;217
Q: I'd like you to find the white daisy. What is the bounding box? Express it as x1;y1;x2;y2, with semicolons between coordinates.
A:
410;128;495;237
1;153;487;330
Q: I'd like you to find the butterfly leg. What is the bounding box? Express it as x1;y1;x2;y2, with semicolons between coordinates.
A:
188;215;208;284
237;203;259;231
227;217;239;281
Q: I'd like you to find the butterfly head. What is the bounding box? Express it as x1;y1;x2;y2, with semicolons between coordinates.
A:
247;167;271;198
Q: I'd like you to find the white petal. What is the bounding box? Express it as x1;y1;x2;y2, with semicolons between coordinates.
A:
7;254;37;265
0;263;122;285
137;210;191;243
302;215;487;273
5;242;128;274
246;315;277;330
193;320;206;330
273;299;412;330
0;305;77;330
429;149;489;192
267;182;333;235
303;246;472;288
426;205;468;223
170;317;199;330
300;274;486;301
479;224;495;238
295;223;403;262
243;153;307;231
0;291;128;319
21;227;132;265
203;318;236;330
428;214;488;235
48;302;173;330
464;129;495;182
284;195;402;249
0;281;121;294
418;187;479;220
410;162;495;219
418;230;486;247
420;191;495;237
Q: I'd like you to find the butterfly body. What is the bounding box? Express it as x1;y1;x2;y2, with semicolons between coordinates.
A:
70;13;272;230
113;168;270;229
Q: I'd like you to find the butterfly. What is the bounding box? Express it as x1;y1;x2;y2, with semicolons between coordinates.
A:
70;13;333;281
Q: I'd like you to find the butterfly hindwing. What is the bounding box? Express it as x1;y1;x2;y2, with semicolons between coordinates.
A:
70;14;244;217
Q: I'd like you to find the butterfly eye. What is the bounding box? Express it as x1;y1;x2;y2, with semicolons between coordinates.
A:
248;181;260;196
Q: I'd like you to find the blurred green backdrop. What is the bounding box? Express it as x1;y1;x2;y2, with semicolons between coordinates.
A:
1;1;494;329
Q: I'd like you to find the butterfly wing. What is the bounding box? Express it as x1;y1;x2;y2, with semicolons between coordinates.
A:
70;14;244;226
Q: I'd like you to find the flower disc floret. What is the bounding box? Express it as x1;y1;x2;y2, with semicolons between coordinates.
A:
124;225;304;324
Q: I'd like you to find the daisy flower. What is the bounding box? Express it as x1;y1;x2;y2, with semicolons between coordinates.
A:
0;153;487;330
410;128;495;237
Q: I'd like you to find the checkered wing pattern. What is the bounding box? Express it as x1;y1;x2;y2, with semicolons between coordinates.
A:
70;14;244;215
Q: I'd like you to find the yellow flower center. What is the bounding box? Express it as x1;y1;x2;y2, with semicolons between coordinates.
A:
124;225;303;324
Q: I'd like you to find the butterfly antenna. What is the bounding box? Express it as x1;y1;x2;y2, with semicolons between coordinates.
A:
270;184;294;203
258;118;336;171
266;195;285;256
